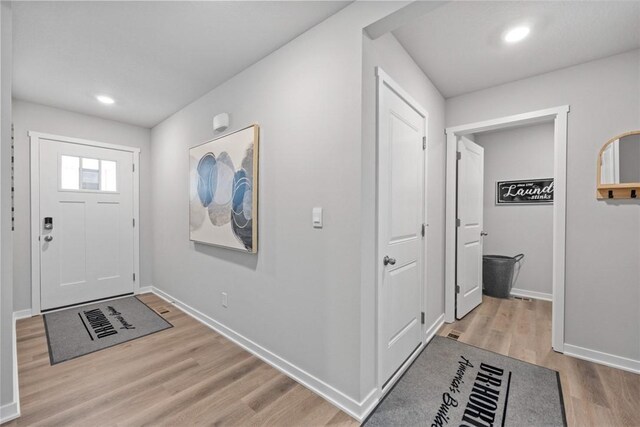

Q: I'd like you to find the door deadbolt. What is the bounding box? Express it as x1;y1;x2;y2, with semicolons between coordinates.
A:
44;217;53;230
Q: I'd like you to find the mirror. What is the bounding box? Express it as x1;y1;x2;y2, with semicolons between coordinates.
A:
600;132;640;184
597;131;640;199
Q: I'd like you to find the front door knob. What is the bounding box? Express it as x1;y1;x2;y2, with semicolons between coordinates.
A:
481;231;488;236
44;235;53;242
383;256;396;266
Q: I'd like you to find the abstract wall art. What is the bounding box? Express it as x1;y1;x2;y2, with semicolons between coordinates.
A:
189;125;259;253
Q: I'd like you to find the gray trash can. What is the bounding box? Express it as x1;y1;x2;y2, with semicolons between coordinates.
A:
483;254;524;298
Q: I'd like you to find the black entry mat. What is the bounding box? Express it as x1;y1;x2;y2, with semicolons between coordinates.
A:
364;336;566;427
43;296;172;364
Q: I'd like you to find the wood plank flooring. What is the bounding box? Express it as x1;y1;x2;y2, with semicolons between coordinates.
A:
6;293;638;426
438;296;640;427
6;293;357;427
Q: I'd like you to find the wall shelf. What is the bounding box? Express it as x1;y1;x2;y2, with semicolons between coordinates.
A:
596;130;640;200
596;184;639;200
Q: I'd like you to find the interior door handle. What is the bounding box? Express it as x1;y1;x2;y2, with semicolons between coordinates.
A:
383;256;396;266
44;235;53;242
481;231;488;236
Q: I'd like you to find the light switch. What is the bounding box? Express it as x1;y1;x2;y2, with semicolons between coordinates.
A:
312;207;323;228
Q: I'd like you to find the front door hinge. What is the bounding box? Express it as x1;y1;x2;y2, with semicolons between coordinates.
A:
422;136;427;150
456;285;461;294
132;164;135;172
457;151;462;160
421;312;425;325
132;218;135;227
133;273;136;282
456;218;461;227
421;223;426;237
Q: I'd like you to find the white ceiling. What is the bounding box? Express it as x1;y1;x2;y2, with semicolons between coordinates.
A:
393;1;640;98
12;1;350;128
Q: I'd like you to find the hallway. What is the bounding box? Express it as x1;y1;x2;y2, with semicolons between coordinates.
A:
438;297;639;427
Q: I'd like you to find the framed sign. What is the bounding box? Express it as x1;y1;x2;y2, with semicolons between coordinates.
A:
496;178;554;204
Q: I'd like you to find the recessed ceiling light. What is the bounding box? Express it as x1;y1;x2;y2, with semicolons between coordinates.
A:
96;95;115;105
504;26;530;43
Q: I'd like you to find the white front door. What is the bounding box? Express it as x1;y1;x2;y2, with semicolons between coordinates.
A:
456;136;484;319
39;138;135;310
378;74;426;386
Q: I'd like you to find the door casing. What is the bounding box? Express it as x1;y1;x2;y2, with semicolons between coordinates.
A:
444;106;569;352
30;131;141;314
375;67;429;394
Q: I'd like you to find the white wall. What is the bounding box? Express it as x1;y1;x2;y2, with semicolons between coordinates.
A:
0;1;16;421
11;99;152;311
149;1;407;414
360;32;446;394
475;123;554;297
446;50;640;362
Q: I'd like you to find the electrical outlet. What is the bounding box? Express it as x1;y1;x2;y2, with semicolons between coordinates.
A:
221;292;228;308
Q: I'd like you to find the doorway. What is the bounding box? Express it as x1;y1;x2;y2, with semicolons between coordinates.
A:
444;106;569;352
375;68;428;388
30;132;140;313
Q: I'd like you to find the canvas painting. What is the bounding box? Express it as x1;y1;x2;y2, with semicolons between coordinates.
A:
189;125;259;252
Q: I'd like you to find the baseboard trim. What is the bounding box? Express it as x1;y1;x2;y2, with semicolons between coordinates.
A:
0;401;20;424
137;285;153;294
564;343;640;374
510;288;552;302
2;313;23;424
13;309;32;320
425;313;445;342
148;286;369;421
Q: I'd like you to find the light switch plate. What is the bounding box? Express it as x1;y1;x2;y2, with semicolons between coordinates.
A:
312;207;323;228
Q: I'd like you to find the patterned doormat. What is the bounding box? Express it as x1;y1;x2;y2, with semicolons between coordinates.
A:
44;296;172;364
365;336;566;426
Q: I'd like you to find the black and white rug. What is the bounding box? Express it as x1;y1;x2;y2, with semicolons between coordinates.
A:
43;296;172;364
365;336;566;427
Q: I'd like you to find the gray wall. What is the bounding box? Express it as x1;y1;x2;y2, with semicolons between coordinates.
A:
11;99;153;311
150;2;406;403
361;32;446;393
446;50;640;361
475;123;554;296
0;0;15;416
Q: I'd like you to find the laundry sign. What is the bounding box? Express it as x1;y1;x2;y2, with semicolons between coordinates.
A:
496;178;554;204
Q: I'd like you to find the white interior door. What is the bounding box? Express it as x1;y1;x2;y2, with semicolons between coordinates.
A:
456;136;484;319
378;75;426;386
39;138;135;310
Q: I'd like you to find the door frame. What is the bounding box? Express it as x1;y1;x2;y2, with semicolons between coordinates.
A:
375;67;429;393
29;131;141;314
444;105;569;352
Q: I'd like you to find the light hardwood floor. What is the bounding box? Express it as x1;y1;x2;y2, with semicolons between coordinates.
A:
6;294;638;426
438;296;640;427
6;293;357;427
